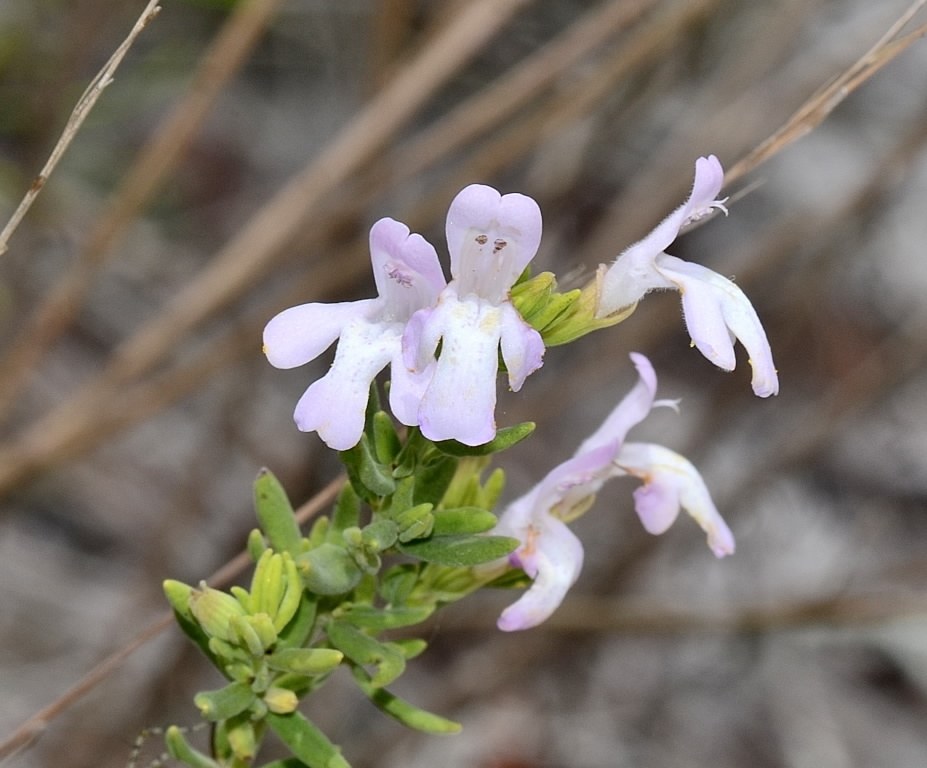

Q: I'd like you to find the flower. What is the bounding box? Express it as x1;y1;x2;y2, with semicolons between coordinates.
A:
403;184;545;445
494;353;733;631
596;155;778;397
263;218;445;450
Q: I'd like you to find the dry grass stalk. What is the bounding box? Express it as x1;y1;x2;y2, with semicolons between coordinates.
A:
0;0;162;258
0;0;285;422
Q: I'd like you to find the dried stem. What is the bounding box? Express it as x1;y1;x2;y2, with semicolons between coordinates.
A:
0;0;285;421
725;1;927;185
0;476;343;763
0;0;162;258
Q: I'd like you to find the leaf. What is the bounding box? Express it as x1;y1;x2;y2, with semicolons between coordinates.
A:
337;603;434;631
276;593;317;650
341;436;395;500
372;411;401;464
297;544;363;596
412;455;458;505
326;620;405;688
266;647;344;676
434;422;535;456
431;507;498;536
351;669;461;734
193;681;256;721
254;469;303;555
397;534;519;567
266;711;351;768
165;725;221;768
328;484;360;538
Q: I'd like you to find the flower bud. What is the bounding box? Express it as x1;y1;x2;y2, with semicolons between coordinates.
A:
264;686;299;714
189;582;248;642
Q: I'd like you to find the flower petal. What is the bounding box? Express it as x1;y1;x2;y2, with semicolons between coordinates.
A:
263;299;378;369
445;184;542;303
499;302;544;391
416;294;502;445
578;352;658;455
617;442;735;557
369;217;446;319
656;255;778;396
293;319;400;450
497;514;584;632
388;352;434;427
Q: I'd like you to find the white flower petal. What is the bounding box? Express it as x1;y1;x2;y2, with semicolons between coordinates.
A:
263;299;378;369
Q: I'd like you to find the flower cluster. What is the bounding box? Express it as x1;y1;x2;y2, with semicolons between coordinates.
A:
264;155;778;631
264;185;543;449
493;352;732;631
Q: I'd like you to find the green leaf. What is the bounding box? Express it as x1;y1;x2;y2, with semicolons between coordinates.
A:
329;484;361;538
434;422;535;456
431;507;498;536
266;647;344;676
326;621;405;688
391;637;428;660
266;711;351;768
254;469;303;555
165;725;220;768
193;681;255;721
372;411;401;464
276;593;318;650
352;670;461;734
337;603;434;631
341;436;396;500
397;534;519;567
297;544;363;596
412;455;458;505
378;564;419;604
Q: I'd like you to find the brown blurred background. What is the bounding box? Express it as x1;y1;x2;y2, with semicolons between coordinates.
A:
2;0;927;766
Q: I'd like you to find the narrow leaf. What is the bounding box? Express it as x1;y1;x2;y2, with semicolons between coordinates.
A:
165;725;221;768
194;681;255;721
434;422;535;456
397;534;519;567
326;621;405;688
266;711;351;768
254;469;303;555
337;603;434;631
352;670;461;734
431;507;498;536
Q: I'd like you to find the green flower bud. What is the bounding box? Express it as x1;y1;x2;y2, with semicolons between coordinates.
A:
272;552;303;631
189;582;248;642
539;276;636;346
395;504;434;543
229;614;266;657
225;719;257;761
251;550;286;619
264;686;299;715
247;612;278;652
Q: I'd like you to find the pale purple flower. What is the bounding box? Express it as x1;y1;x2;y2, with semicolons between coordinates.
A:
597;155;779;397
403;184;545;445
263;218;445;450
494;353;733;631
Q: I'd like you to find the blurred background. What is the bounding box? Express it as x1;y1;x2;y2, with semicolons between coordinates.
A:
2;0;927;766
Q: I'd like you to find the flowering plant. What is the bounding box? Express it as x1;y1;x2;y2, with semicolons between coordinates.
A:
164;156;776;767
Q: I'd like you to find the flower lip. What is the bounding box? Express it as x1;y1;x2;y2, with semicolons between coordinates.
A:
445;184;542;303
